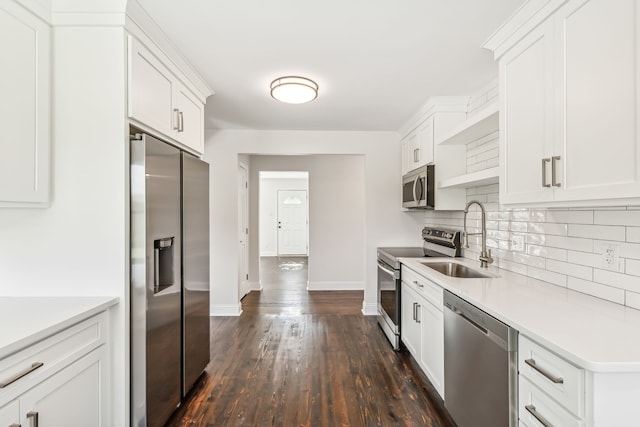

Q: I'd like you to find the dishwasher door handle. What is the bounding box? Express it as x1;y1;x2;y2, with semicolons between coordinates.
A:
451;307;488;335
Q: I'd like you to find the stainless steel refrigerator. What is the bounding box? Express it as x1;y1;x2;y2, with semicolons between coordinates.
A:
130;133;210;427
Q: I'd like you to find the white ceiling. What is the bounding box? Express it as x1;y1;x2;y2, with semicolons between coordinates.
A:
136;0;525;131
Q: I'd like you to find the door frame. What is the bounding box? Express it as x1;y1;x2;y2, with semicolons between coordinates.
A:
238;163;249;299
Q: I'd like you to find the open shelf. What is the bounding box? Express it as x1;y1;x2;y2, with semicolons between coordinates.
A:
437;101;499;146
438;167;499;189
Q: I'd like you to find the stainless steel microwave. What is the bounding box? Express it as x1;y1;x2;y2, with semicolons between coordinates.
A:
402;165;434;209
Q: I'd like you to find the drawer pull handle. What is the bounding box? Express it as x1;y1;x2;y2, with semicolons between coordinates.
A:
26;411;38;427
0;362;44;388
525;358;564;384
525;404;554;427
413;280;424;288
9;424;22;427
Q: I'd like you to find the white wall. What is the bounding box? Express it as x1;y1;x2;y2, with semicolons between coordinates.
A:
204;130;426;315
0;26;129;426
259;176;308;257
251;156;364;290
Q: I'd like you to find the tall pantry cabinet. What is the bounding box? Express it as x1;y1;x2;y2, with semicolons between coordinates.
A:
487;0;640;207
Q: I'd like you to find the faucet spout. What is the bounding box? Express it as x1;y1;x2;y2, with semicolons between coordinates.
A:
462;200;493;268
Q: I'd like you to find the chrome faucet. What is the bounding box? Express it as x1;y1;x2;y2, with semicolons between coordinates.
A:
462;200;493;268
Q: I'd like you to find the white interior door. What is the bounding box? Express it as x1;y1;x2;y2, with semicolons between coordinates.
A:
238;165;249;298
277;190;308;256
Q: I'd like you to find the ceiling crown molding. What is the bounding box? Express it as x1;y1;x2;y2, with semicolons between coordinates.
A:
125;0;214;101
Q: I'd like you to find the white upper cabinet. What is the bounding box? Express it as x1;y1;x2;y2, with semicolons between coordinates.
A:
487;0;640;206
128;36;205;154
555;0;639;203
399;98;467;210
403;117;435;174
0;1;50;207
174;85;205;154
499;21;555;204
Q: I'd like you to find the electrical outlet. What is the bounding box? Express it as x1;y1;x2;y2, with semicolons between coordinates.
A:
602;244;619;271
511;235;525;252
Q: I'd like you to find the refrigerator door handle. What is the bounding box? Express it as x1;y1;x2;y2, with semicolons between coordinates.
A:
153;247;160;293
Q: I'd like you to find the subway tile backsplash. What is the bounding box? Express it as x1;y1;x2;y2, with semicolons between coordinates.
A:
424;80;640;310
425;196;640;308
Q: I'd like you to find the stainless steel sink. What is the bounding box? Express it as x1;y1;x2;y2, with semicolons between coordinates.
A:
420;262;493;279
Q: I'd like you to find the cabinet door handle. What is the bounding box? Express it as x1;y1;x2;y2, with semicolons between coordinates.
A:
178;111;184;132
415;304;420;323
551;156;561;187
26;411;38;427
173;108;180;131
525;404;554;427
9;424;21;427
524;358;564;384
415;148;419;163
541;158;551;187
412;280;424;288
0;362;44;388
412;302;416;320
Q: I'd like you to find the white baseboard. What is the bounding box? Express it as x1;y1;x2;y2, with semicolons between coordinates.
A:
210;304;242;316
361;302;378;316
248;281;261;291
306;281;364;291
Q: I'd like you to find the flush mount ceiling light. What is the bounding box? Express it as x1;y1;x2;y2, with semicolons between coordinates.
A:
270;76;318;104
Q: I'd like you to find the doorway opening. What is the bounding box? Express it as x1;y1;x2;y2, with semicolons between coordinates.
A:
259;171;309;291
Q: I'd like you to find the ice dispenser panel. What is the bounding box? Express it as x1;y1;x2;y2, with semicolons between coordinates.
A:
153;237;175;293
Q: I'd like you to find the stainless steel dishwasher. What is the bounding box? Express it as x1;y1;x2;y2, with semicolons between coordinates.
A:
443;290;518;427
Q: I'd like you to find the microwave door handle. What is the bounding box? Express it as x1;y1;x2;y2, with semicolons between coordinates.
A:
412;176;419;203
417;177;424;202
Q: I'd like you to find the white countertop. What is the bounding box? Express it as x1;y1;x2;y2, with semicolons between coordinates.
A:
400;257;640;373
0;296;119;359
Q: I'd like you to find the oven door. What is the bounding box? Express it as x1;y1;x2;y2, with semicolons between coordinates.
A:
377;259;400;349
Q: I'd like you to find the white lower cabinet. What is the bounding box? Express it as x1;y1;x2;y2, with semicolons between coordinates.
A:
0;312;110;427
401;283;421;358
400;265;445;399
517;334;640;426
518;335;586;426
418;299;444;398
519;376;585;427
18;346;108;427
0;400;19;426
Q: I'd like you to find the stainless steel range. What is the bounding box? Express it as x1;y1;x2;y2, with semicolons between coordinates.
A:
377;227;461;350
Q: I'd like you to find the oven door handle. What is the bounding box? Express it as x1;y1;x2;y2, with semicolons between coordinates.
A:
377;260;396;278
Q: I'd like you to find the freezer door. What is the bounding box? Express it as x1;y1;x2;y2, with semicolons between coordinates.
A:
131;134;182;427
181;152;210;396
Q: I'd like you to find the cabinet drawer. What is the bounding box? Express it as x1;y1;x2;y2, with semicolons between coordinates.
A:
519;335;584;417
0;312;107;400
401;265;443;309
519;376;585;427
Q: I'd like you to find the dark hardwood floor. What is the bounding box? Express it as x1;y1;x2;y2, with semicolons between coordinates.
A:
166;257;455;427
